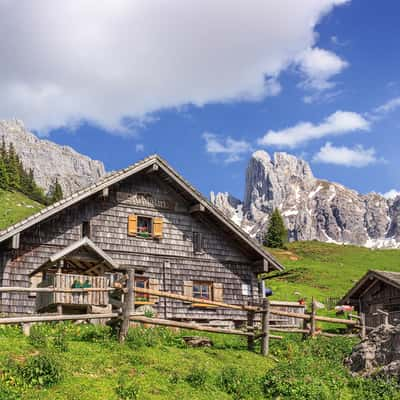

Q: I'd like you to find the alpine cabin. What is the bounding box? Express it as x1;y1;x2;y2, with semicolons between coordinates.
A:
0;155;283;326
339;270;400;328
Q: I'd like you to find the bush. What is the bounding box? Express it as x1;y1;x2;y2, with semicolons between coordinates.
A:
115;376;140;400
185;366;208;387
217;366;260;400
349;376;400;400
18;353;62;387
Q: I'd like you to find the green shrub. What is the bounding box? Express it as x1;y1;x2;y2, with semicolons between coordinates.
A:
18;353;62;387
349;376;400;400
0;381;22;400
217;366;260;399
185;366;208;387
115;376;140;400
28;327;48;348
77;324;113;342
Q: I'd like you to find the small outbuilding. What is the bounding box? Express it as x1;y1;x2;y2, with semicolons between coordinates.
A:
339;270;400;328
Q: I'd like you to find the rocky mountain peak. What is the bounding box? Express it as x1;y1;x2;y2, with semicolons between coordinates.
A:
0;119;106;196
212;150;400;249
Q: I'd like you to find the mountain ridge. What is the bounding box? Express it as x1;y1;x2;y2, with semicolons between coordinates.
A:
211;150;400;249
0;119;106;196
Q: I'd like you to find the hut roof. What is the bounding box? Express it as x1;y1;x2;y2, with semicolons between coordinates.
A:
339;270;400;305
29;237;121;276
0;154;283;271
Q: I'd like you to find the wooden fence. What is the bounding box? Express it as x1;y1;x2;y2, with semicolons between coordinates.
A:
0;277;365;356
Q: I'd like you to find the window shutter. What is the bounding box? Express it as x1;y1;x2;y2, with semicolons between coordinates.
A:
183;281;193;298
128;214;137;236
149;278;160;303
213;283;223;302
152;217;164;238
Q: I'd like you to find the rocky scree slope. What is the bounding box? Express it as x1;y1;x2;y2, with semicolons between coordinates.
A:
211;150;400;248
0;120;105;196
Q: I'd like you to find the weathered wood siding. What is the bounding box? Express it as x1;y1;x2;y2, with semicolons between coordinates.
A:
0;172;261;320
360;280;400;327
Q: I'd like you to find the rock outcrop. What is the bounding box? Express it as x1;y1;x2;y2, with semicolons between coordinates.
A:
345;324;400;378
0;119;105;196
211;150;399;248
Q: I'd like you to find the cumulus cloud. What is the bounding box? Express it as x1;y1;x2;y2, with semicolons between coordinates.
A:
297;47;348;91
0;0;349;134
381;189;400;200
258;111;370;148
203;132;252;163
312;142;379;167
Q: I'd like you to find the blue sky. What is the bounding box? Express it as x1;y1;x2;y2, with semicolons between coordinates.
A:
1;0;400;200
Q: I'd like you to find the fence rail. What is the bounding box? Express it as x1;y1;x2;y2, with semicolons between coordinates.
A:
0;281;365;356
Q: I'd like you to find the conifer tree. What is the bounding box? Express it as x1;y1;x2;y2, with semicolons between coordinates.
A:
50;179;63;203
264;209;287;248
0;156;9;190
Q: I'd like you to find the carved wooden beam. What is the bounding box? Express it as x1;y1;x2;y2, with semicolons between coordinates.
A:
101;187;109;197
253;259;269;273
146;164;159;174
189;203;206;214
10;233;20;249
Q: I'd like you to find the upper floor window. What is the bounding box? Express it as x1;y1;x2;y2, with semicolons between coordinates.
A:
128;214;163;239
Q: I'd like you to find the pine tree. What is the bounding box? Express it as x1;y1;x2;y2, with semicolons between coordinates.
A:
5;142;21;190
50;179;63;203
0;156;9;190
264;209;287;248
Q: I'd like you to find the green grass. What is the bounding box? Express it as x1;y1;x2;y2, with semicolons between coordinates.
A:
0;324;398;400
0;189;43;230
267;240;400;303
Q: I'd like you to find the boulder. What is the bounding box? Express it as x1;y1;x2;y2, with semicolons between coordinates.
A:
345;324;400;377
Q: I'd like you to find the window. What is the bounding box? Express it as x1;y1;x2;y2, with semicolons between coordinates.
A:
82;221;91;238
137;216;152;236
193;281;212;300
127;214;163;238
193;232;205;253
135;277;150;302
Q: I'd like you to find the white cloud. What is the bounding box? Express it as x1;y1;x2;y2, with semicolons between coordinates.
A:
203;132;252;163
0;0;349;134
374;97;400;115
135;143;144;152
312;142;378;167
297;47;348;91
258;111;370;148
381;189;400;200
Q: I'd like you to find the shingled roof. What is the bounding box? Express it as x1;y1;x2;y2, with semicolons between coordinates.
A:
0;154;283;271
339;269;400;305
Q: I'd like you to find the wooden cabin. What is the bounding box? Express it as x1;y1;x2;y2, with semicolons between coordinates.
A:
0;155;284;326
339;270;400;328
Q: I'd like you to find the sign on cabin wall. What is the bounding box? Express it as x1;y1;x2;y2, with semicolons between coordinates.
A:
117;192;176;210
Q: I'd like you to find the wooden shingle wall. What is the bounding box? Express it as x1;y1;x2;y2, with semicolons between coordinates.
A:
0;172;262;320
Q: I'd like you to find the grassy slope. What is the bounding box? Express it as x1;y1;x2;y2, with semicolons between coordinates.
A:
0;189;43;230
267;240;400;303
0;326;274;400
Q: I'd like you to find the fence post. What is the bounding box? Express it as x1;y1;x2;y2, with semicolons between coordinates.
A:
247;310;255;351
310;297;316;338
261;298;270;356
360;312;366;339
119;268;135;343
